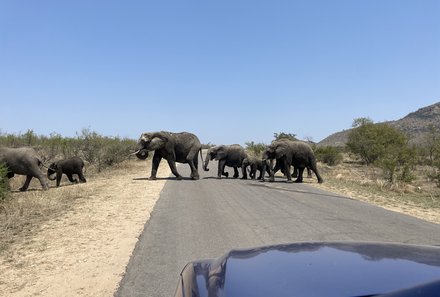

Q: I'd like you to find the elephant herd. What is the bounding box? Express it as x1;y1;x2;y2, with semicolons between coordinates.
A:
0;147;86;191
1;130;323;192
133;131;323;184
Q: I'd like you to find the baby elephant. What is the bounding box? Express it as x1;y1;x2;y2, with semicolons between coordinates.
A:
47;157;87;187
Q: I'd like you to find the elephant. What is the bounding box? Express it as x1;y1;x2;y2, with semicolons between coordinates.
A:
261;139;323;183
242;156;270;180
203;144;248;179
47;157;87;187
133;131;203;180
0;147;49;191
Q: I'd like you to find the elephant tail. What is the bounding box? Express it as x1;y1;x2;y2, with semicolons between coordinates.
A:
199;148;205;165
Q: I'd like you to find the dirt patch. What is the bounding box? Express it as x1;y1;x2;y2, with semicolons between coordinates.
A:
311;162;440;225
1;159;438;296
0;159;171;296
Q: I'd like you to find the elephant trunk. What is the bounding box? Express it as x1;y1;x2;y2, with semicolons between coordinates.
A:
132;148;149;160
203;154;210;171
47;170;57;181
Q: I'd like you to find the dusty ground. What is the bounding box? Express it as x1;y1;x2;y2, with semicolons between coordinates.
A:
312;162;440;225
1;160;438;297
0;159;170;297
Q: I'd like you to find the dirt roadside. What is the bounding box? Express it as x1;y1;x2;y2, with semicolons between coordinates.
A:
0;159;171;297
1;160;438;297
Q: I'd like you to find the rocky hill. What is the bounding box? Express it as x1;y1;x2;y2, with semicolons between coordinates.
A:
318;101;440;147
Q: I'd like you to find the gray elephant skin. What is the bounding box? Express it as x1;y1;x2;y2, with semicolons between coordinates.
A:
262;139;323;183
134;131;203;180
203;144;248;179
0;147;49;191
47;157;87;187
242;156;270;180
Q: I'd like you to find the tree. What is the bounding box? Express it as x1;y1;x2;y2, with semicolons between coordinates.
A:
425;125;440;166
347;118;415;183
273;132;297;141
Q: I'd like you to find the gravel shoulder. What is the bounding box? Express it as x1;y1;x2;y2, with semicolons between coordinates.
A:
0;159;170;297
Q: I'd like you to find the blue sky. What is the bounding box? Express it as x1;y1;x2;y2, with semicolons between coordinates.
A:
1;0;439;145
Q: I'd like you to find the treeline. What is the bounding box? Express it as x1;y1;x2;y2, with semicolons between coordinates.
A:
0;128;137;172
245;120;440;187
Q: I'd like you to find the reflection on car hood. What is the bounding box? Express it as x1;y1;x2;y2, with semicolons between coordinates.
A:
174;242;440;297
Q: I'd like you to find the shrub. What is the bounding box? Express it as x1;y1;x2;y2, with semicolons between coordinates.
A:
0;128;137;173
315;146;343;166
347;118;416;183
245;141;266;156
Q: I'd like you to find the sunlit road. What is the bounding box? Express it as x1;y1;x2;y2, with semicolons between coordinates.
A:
116;159;440;297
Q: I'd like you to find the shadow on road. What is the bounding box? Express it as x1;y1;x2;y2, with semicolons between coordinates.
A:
133;177;195;181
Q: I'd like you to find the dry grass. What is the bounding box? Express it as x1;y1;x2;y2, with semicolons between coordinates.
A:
0;159;170;296
0;161;116;257
0;181;93;257
313;160;440;224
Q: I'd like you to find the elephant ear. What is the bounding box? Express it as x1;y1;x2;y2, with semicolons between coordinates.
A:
148;137;166;151
275;143;287;159
214;146;227;160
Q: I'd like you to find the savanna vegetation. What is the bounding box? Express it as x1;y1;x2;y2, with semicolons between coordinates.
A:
0;128;138;252
242;120;440;222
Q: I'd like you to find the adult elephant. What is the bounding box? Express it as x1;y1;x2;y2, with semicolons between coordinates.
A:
47;156;87;187
203;144;248;179
242;156;270;180
0;147;49;191
133;131;203;180
261;139;323;183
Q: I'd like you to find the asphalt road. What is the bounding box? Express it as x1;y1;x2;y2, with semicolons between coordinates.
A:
116;160;440;297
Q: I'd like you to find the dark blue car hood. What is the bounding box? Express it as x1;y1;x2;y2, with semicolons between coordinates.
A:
174;242;440;297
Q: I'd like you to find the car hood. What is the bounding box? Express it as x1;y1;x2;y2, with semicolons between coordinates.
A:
174;242;440;297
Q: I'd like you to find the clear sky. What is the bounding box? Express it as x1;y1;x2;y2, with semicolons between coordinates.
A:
1;0;439;145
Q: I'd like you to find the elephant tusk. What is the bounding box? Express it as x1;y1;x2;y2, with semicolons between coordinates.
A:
130;150;141;156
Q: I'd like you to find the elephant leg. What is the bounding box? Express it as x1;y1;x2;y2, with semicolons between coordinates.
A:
19;175;33;191
56;172;63;187
242;165;248;179
66;173;78;183
284;160;292;182
295;167;305;183
257;169;263;180
149;155;162;180
167;159;182;180
251;164;257;180
307;168;312;178
217;160;227;179
233;166;239;178
78;172;87;183
187;156;199;180
310;163;324;183
35;172;49;190
292;167;298;178
270;160;282;182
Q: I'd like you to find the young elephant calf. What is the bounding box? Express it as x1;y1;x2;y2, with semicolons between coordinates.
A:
47;157;86;187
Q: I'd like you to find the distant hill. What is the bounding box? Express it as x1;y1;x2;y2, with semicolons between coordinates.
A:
318;101;440;147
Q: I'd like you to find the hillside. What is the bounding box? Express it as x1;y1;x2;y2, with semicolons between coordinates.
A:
318;101;440;147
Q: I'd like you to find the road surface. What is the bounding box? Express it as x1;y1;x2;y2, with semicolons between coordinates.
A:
116;160;440;297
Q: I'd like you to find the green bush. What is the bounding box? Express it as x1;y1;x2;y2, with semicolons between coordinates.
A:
273;132;297;141
315;146;343;166
0;129;137;173
347;118;416;183
245;141;266;156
